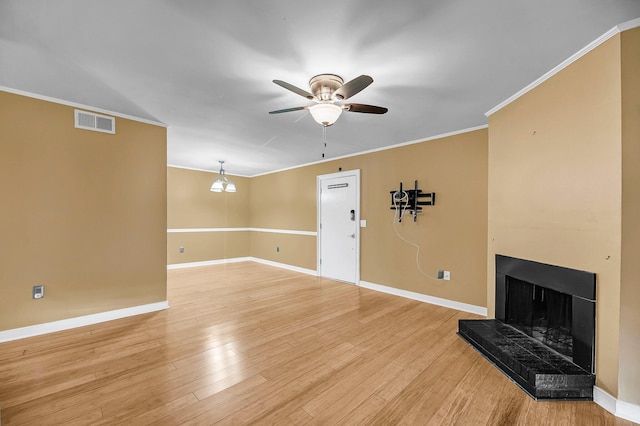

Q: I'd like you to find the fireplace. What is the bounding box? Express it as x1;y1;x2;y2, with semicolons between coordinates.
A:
458;255;596;400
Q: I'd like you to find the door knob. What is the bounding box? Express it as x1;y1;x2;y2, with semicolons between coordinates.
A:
349;233;356;239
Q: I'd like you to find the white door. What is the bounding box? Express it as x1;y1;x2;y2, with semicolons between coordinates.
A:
317;170;360;284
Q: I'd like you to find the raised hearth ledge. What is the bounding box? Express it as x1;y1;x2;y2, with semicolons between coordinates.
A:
458;319;594;400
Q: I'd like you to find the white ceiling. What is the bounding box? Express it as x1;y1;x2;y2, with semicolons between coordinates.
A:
2;1;639;176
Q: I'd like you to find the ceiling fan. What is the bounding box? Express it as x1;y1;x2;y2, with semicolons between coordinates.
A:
269;74;388;127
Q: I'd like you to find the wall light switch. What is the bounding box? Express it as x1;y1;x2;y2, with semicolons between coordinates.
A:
179;246;184;253
360;220;367;228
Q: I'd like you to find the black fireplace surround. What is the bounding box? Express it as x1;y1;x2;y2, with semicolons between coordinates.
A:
458;255;596;400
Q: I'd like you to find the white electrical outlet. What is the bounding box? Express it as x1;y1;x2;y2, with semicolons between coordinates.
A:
443;271;451;281
33;285;45;299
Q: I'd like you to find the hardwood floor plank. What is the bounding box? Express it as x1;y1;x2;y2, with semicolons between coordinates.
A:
55;408;104;426
367;341;476;424
336;394;388;425
427;356;493;424
128;393;199;426
157;374;269;425
0;262;634;425
374;322;463;402
215;363;337;424
5;400;104;426
1;363;177;425
274;407;314;425
305;360;406;423
0;372;97;409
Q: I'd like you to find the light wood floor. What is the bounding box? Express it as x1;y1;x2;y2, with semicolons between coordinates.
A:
0;262;635;425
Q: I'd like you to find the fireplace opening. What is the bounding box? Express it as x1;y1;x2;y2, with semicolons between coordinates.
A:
505;277;572;358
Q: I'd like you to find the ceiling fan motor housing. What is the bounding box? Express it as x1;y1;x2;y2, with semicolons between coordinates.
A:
309;74;344;101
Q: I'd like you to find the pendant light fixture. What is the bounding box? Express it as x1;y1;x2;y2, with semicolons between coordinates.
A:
210;160;236;193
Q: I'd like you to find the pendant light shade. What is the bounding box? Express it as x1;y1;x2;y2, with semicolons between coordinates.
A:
309;103;343;127
210;177;224;192
210;161;236;193
224;180;236;192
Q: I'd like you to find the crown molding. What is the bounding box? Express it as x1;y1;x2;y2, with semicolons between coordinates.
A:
617;16;640;32
0;86;168;128
486;18;640;117
167;164;250;178
251;124;488;178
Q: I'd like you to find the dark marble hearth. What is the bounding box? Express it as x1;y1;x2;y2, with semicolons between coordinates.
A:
458;319;595;400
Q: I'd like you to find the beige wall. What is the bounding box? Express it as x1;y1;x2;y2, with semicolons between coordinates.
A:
619;27;640;405
487;36;623;395
0;91;167;331
249;164;321;271
250;168;318;231
249;129;488;307
167;166;250;264
167;231;250;264
250;232;317;270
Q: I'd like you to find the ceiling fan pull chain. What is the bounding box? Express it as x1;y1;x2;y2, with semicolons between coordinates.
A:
322;126;327;158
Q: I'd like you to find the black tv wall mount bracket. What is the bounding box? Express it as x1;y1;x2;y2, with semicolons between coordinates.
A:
389;180;435;222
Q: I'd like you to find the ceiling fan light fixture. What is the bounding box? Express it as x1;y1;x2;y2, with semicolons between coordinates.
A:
270;74;386;127
309;103;343;127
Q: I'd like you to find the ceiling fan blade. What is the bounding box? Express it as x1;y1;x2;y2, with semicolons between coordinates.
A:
333;75;374;100
343;103;388;114
273;80;315;100
268;106;309;114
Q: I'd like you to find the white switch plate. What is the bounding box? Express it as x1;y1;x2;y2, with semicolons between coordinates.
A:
444;271;451;280
360;220;367;228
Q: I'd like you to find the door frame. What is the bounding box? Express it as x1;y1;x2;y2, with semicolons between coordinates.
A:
316;169;361;284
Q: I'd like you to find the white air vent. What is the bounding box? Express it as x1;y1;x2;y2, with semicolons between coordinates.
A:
74;109;115;134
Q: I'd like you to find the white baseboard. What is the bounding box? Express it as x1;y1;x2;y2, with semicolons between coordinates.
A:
167;257;317;276
167;257;252;269
0;301;169;343
168;256;317;276
359;280;487;316
247;257;317;276
594;386;618;415
617;399;640;424
594;386;640;423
